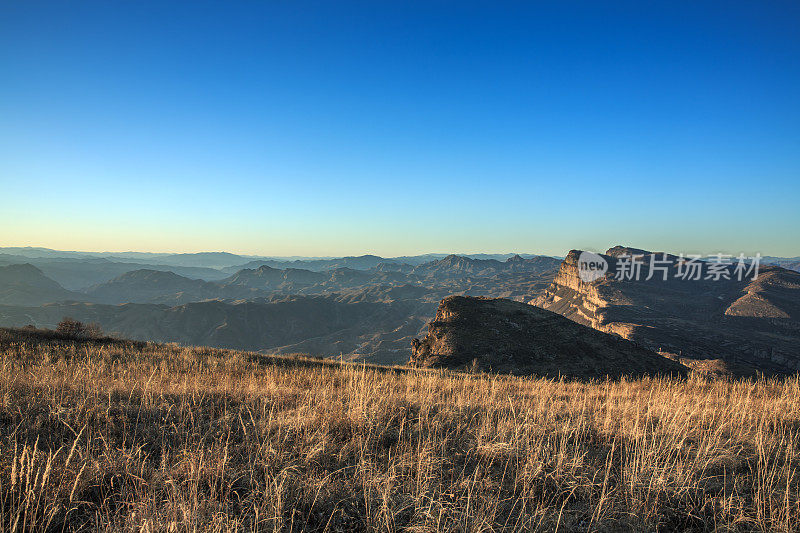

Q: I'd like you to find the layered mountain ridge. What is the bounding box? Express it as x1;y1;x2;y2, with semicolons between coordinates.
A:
0;253;560;363
533;247;800;373
2;246;798;373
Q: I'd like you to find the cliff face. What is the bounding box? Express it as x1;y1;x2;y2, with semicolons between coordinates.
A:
410;295;686;379
532;247;800;374
532;251;612;328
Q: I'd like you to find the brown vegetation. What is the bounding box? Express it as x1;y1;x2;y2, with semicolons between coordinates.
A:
55;318;103;341
0;327;798;531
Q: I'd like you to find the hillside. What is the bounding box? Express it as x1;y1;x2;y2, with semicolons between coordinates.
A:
0;294;434;362
85;269;222;304
534;247;800;374
0;263;81;305
1;327;798;531
411;296;687;378
411;254;561;278
219;265;327;291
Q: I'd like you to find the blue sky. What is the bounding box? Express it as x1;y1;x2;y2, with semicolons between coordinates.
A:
1;1;798;257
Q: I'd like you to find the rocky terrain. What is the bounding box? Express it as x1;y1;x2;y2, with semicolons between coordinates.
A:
0;251;560;363
410;295;687;378
533;247;800;374
3;245;799;373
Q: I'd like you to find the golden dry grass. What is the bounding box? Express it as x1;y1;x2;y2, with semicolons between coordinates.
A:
0;330;799;532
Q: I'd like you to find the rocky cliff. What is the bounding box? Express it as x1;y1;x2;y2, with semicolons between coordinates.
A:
533;247;800;374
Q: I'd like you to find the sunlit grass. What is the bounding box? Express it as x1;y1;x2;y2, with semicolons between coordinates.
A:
1;330;798;531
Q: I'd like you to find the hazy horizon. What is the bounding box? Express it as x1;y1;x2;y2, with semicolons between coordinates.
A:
1;243;797;260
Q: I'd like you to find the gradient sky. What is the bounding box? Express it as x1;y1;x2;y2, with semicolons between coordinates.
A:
1;1;798;257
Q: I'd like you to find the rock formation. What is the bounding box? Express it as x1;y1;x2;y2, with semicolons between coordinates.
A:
533;247;800;374
410;295;687;379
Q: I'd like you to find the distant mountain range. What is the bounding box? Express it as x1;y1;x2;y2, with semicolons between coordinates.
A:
0;251;560;363
0;253;229;289
762;256;800;272
1;245;798;374
0;247;559;289
0;253;561;306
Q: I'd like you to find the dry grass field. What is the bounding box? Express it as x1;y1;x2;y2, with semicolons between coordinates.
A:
1;328;799;532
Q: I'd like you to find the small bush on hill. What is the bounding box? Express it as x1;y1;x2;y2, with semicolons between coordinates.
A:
55;317;103;340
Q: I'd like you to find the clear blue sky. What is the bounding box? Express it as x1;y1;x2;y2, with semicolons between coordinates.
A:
1;1;798;257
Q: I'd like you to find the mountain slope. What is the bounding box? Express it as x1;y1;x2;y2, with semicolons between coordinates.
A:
411;254;560;278
85;269;222;304
410;295;686;378
220;265;326;291
533;247;800;373
0;296;432;362
0;264;82;305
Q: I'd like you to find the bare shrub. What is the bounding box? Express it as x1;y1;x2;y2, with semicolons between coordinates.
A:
55;317;103;340
84;322;104;339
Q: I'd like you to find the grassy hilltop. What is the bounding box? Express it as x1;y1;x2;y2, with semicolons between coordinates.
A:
1;327;799;532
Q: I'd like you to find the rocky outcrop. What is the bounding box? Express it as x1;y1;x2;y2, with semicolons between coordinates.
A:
533;247;800;374
410;295;687;379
